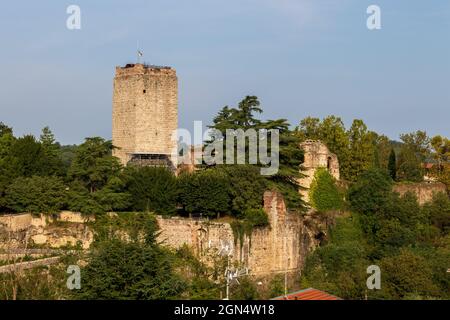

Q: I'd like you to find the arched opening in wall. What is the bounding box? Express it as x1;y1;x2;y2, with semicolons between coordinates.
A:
315;231;326;245
327;156;332;171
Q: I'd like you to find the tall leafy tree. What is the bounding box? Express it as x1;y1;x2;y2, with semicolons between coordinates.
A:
68;137;122;192
208;96;304;211
397;146;423;182
177;169;231;218
124;166;177;215
297;116;350;180
400;130;430;162
346;119;376;180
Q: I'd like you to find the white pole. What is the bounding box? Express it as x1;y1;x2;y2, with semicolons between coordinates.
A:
224;255;230;300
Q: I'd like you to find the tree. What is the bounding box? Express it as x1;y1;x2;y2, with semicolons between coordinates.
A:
4;176;66;214
400;130;430;161
66;180;105;215
296;116;350;180
93;176;131;212
397;146;423;182
374;134;393;170
0;122;13;137
347;120;376;180
177;169;231;218
10;135;46;177
300;215;370;299
296;117;320;141
124;166;177;215
68;137;122;192
263;119;304;211
378;248;439;299
0;131;17;209
422;192;450;235
348;168;393;215
387;149;397;180
77;213;186;299
230;276;259;300
216;165;266;215
268;275;285;298
309;168;343;212
39;126;65;176
208;96;305;211
39;126;58;156
430;135;450;188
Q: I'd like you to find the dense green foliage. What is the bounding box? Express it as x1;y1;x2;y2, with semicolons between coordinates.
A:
77;213;186;299
124;166;177;215
296;116;378;181
4;176;66;214
208;96;305;212
0;111;448;301
296;117;447;185
309;168;343;212
302;168;450;300
177;169;231;217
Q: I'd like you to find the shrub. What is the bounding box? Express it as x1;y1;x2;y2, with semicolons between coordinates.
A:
243;208;269;227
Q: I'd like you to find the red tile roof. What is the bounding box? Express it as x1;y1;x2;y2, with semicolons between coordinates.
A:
271;288;342;300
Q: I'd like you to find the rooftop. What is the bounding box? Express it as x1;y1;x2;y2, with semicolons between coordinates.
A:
271;288;342;300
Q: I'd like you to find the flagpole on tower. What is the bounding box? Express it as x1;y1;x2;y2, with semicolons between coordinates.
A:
137;40;143;64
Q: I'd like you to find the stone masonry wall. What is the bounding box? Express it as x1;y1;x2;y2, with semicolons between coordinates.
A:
157;191;326;276
112;64;178;166
393;182;447;205
0;193;326;278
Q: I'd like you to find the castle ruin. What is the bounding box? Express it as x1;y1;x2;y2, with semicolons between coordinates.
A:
112;63;178;169
298;140;340;203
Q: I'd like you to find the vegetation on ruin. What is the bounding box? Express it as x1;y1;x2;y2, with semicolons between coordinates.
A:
309;168;343;212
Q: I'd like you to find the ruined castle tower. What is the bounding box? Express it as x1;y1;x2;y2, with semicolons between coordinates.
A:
298;140;340;203
112;63;178;168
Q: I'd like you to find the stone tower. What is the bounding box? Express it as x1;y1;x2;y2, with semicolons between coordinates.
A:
112;63;178;168
298;140;340;203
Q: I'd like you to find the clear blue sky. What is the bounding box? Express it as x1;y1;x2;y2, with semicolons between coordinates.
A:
0;0;449;145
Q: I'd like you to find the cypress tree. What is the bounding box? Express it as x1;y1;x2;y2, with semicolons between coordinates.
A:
388;149;397;180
